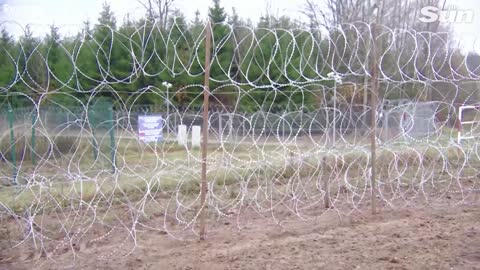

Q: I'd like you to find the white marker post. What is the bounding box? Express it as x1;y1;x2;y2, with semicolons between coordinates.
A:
327;72;343;145
177;125;187;146
192;125;201;148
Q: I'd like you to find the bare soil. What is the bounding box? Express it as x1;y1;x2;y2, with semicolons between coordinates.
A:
1;203;479;270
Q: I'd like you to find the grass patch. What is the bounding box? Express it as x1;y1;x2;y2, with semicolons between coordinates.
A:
1;134;479;214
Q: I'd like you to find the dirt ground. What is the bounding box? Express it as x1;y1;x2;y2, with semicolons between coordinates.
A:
1;203;479;270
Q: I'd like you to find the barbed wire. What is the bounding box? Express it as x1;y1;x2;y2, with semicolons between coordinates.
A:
0;20;479;265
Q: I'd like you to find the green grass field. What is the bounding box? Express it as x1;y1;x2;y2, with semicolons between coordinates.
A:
0;124;479;214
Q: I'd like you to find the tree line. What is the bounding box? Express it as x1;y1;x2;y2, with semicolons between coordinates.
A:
0;0;479;113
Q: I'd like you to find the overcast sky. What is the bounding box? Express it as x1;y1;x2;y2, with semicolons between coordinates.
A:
0;0;479;52
0;0;298;35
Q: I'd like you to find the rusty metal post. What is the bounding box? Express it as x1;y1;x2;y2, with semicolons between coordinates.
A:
200;19;212;240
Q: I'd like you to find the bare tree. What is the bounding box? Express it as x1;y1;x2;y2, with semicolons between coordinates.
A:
303;0;455;121
302;0;372;30
137;0;175;29
302;0;447;32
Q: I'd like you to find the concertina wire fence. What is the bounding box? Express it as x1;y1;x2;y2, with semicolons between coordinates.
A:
0;20;479;261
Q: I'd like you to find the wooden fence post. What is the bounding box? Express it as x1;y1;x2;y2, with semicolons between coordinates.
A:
200;19;212;240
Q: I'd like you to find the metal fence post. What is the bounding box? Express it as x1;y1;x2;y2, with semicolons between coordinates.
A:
109;103;116;174
31;110;36;165
89;107;98;161
8;104;17;184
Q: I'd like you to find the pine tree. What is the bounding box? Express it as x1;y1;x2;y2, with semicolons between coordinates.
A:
193;10;202;26
165;10;197;107
97;2;117;29
0;28;12;45
17;26;48;106
75;22;97;93
207;0;237;107
228;8;240;26
93;2;134;102
46;25;61;75
81;20;93;40
208;0;226;23
45;24;77;105
0;28;16;104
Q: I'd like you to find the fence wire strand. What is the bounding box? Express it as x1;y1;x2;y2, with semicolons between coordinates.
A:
0;20;479;263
